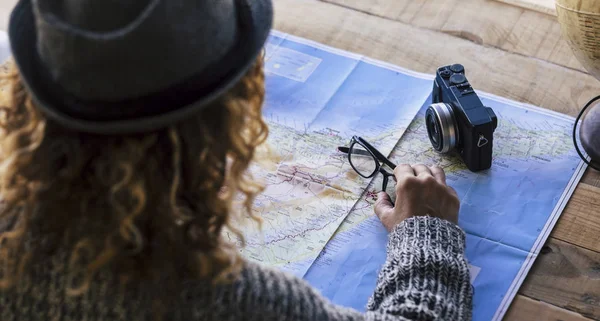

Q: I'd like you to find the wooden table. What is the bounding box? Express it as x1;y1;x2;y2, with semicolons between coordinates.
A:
1;0;599;320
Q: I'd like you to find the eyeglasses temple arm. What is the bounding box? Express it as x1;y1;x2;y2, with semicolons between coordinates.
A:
337;146;373;157
359;140;396;170
381;156;396;170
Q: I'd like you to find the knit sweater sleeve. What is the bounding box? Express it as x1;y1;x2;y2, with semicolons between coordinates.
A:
235;216;472;321
365;216;473;320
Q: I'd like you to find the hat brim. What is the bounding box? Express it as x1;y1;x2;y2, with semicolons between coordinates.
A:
8;0;273;134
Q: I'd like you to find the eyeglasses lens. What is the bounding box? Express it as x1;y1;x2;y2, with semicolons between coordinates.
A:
349;143;377;177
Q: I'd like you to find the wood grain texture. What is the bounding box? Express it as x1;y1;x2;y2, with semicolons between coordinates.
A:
520;238;600;319
275;0;600;117
505;295;593;321
552;183;600;253
502;9;579;69
495;0;557;16
581;170;600;187
323;0;586;72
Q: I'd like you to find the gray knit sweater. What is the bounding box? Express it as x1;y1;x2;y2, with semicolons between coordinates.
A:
1;216;473;320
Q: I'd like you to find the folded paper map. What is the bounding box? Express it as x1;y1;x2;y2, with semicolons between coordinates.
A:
236;30;586;321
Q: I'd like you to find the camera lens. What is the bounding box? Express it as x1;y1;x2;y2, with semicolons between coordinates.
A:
426;113;441;148
425;103;458;153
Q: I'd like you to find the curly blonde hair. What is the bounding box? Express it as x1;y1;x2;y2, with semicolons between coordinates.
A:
0;56;267;300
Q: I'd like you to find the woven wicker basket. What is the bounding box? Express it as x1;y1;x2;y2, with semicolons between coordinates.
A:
556;0;600;80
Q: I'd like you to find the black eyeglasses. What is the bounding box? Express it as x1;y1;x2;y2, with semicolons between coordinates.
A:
338;136;397;191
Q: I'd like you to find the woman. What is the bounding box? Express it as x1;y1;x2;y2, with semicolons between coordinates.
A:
0;0;473;320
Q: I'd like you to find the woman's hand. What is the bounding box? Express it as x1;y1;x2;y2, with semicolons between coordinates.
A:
374;164;460;231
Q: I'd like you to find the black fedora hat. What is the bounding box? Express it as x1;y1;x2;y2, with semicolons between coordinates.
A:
8;0;273;134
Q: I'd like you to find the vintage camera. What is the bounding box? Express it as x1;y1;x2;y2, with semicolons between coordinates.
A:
426;64;498;172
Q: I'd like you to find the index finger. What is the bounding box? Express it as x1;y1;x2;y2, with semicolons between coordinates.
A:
430;165;446;185
394;164;415;181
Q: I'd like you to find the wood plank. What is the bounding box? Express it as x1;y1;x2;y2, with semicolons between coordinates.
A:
581;170;600;188
552;183;600;253
495;0;557;16
276;0;599;116
502;9;581;70
323;0;586;72
505;295;593;321
519;238;600;319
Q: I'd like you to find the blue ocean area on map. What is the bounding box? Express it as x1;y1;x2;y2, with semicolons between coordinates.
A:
263;34;432;152
301;96;566;320
303;102;579;321
308;61;433;147
261;31;585;321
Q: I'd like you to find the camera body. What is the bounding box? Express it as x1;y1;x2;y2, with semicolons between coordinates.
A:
426;64;498;172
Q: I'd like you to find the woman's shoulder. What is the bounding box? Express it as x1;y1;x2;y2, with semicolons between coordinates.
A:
182;259;362;321
205;259;320;301
238;259;306;285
